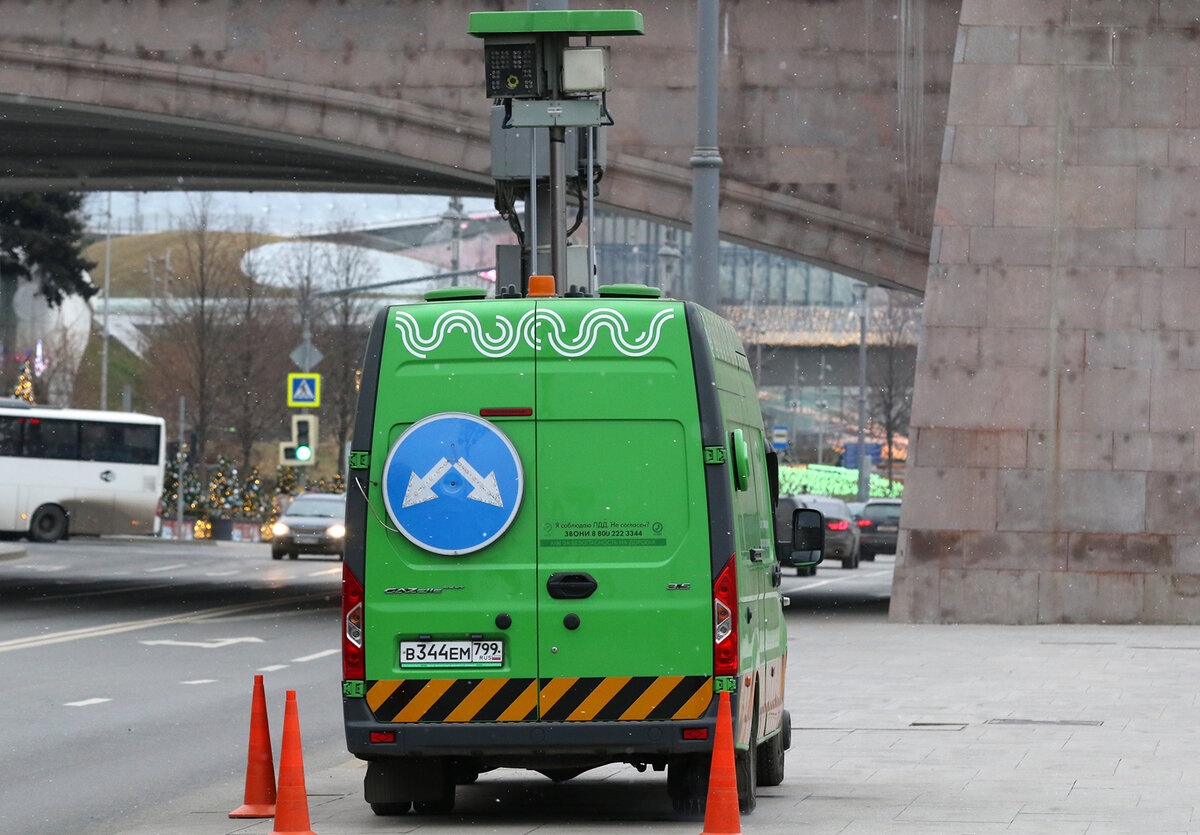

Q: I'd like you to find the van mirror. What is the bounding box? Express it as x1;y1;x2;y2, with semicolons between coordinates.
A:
792;508;824;554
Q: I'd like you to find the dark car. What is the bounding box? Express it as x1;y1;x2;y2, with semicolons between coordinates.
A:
270;492;346;559
777;493;861;570
857;498;901;561
776;494;825;576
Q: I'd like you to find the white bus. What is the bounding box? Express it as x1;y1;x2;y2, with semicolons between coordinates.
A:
0;400;166;541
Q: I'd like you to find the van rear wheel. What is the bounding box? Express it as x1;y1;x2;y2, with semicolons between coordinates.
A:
370;801;411;816
735;706;759;813
667;754;708;815
757;709;789;787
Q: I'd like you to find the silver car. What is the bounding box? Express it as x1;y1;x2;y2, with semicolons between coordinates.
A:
270;492;347;560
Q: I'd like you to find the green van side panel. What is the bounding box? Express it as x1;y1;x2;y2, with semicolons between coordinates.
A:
690;304;788;739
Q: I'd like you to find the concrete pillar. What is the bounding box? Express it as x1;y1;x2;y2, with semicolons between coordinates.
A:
894;1;1200;623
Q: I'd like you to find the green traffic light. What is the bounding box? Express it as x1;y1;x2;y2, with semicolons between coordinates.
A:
295;446;313;462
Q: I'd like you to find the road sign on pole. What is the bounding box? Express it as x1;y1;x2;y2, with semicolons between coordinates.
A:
287;373;321;408
771;426;788;451
290;339;323;372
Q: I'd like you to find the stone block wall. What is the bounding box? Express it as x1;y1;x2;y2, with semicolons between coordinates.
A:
893;1;1200;623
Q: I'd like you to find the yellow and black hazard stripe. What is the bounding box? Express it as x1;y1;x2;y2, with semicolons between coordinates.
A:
366;675;712;723
367;677;538;723
539;675;712;721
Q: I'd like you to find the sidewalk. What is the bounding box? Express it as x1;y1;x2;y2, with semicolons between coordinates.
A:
129;600;1200;833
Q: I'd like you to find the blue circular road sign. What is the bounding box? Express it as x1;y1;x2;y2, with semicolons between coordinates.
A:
381;412;524;555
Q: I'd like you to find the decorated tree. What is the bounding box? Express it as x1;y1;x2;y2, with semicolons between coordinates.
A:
12;359;34;403
313;474;346;494
182;469;205;517
162;456;182;518
275;465;300;498
207;455;240;520
240;467;271;523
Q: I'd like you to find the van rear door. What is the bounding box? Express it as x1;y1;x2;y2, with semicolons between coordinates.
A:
364;300;541;721
532;299;714;721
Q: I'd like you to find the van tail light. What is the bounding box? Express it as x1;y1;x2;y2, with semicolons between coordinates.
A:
343;564;364;680
713;554;739;677
827;520;850;531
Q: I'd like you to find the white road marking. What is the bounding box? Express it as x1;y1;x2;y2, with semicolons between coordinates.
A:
258;664;289;672
307;568;341;577
145;563;187;573
792;569;891;590
0;592;330;653
292;649;338;663
205;570;240;577
64;698;111;707
140;637;264;649
181;679;217;685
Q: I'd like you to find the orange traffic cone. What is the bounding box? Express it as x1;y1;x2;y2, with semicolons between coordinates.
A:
229;674;277;818
270;690;317;835
700;689;741;834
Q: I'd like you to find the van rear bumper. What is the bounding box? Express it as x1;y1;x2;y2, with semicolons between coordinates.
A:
344;697;720;763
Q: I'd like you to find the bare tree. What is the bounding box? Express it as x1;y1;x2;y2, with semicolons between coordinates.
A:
278;233;376;475
143;195;239;481
868;293;921;484
316;231;377;474
224;223;294;474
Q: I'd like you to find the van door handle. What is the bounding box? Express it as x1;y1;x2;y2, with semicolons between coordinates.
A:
546;572;598;599
749;548;763;562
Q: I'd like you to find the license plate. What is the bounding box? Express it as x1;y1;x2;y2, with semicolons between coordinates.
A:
878;526;898;532
295;535;320;544
400;640;503;668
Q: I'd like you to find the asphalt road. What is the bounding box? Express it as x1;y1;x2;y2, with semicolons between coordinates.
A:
0;537;343;834
0;537;892;834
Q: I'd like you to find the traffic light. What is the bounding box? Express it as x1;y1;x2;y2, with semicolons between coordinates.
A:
279;414;319;467
294;414;316;461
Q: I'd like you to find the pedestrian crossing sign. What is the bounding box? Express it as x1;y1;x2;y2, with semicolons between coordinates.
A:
287;373;321;407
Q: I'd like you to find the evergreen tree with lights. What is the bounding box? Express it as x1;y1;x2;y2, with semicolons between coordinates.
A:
276;465;300;498
240;466;270;522
182;469;204;517
162;456;181;518
12;359;34;403
208;455;240;520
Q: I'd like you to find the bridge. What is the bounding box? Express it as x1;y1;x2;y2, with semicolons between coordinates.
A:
3;0;1199;625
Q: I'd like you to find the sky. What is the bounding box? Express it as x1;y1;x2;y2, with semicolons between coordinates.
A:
82;192;498;237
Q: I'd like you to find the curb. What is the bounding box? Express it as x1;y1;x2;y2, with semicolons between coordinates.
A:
0;542;27;561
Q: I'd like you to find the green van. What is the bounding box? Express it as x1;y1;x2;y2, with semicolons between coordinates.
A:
341;284;822;815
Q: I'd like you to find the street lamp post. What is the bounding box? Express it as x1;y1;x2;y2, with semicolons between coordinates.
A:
690;0;722;309
857;285;870;501
656;228;681;297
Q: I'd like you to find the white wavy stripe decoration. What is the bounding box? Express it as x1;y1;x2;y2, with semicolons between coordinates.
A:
392;307;676;359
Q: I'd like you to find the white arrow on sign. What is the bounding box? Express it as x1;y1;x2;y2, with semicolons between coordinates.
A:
403;457;503;508
454;458;503;507
139;637;265;649
404;458;452;507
